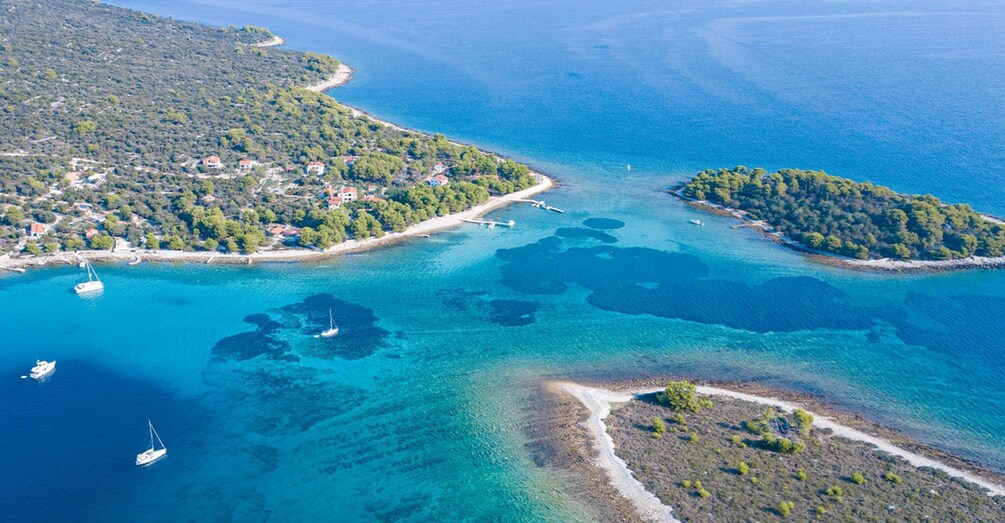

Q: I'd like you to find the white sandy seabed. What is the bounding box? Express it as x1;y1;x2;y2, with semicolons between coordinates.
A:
557;382;1005;523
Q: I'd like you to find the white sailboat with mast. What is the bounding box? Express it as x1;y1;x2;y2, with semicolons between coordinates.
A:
135;420;168;466
74;259;104;294
317;308;339;338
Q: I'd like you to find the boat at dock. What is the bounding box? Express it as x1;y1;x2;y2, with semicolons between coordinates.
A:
74;259;104;294
689;219;704;226
136;420;168;466
29;360;56;380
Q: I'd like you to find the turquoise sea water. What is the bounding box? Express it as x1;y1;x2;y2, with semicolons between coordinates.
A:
3;0;1005;520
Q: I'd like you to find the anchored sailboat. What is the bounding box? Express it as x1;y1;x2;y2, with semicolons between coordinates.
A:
136;420;168;466
74;259;104;295
318;309;339;338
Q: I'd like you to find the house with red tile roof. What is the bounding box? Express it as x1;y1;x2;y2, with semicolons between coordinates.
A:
237;159;256;171
338;186;358;202
28;222;46;238
427;174;449;187
202;155;223;169
327;196;343;210
85;228;99;239
268;225;286;237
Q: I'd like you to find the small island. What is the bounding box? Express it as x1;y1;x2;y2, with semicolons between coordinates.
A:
558;381;1005;522
0;0;547;269
677;167;1005;270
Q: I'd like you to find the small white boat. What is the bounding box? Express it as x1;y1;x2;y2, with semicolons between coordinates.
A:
74;259;104;294
30;360;56;380
689;219;704;226
319;309;339;338
136;420;168;466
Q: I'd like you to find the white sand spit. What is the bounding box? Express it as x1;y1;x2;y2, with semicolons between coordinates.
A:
306;63;354;92
557;382;677;523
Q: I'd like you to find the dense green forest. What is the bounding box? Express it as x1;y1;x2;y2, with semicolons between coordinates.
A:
681;167;1005;260
0;0;535;255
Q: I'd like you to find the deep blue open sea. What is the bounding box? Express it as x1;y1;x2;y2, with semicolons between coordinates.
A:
3;0;1005;520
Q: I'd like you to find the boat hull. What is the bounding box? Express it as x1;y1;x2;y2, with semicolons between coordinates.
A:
136;448;167;466
74;281;104;294
30;365;55;380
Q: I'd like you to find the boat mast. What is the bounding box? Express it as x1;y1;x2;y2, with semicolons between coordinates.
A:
150;421;166;450
329;309;334;329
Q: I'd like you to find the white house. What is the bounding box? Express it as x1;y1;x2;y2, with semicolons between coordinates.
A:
338;186;358;202
202;155;223;169
427;174;449;187
28;222;46;238
306;161;326;176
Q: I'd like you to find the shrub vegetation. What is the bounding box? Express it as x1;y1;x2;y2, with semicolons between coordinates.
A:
606;382;1005;521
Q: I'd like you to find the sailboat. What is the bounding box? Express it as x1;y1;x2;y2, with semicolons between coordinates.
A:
318;309;339;338
135;420;168;466
74;259;104;294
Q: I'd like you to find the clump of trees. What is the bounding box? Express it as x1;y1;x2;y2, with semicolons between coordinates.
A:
761;434;805;454
741;408;810;454
681;167;1005;260
793;409;814;436
652;418;666;439
656;381;714;413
